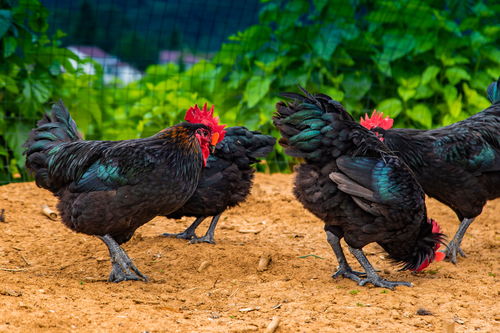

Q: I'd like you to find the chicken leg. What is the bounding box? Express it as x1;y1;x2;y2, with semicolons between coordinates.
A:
325;231;365;281
444;217;474;264
97;234;148;283
348;247;412;289
190;214;221;244
162;216;206;240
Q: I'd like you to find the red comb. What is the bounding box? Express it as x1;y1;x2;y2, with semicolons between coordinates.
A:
360;110;394;130
185;103;226;144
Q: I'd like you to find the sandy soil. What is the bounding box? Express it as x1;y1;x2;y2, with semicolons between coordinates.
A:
0;173;498;332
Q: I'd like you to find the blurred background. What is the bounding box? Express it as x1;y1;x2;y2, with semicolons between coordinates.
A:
0;0;498;183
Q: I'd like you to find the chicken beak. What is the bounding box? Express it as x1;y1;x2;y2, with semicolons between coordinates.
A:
211;132;219;146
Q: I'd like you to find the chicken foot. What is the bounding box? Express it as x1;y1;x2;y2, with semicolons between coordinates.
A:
348;247;412;289
97;234;148;283
190;214;221;244
444;217;474;264
162;216;206;240
325;231;366;281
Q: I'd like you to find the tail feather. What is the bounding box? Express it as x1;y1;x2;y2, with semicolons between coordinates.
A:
214;126;276;162
487;78;500;104
273;88;386;162
24;100;81;190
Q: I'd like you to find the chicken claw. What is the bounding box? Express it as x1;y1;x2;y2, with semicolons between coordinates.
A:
189;215;220;245
357;276;412;290
98;234;148;283
443;241;467;264
349;247;412;290
326;231;366;282
162;216;206;240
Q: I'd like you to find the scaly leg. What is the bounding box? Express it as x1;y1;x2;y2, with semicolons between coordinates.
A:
348;247;412;290
325;231;365;282
190;214;221;244
97;234;148;283
162;216;206;240
444;217;475;264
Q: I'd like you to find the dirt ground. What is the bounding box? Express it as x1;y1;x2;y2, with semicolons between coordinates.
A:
0;173;498;332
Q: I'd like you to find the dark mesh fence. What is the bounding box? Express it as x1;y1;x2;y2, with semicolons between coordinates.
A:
0;0;498;184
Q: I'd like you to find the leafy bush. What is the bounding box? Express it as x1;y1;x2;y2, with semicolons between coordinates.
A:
109;0;499;172
0;0;108;182
1;0;499;180
210;0;499;169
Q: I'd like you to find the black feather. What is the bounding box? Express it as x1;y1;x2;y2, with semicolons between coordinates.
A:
273;88;443;276
165;126;275;242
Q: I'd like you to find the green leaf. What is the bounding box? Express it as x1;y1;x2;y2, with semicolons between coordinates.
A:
312;25;341;60
421;66;440;85
3;36;16;58
407;104;433;128
443;85;457;104
414;85;435;99
376;98;403;118
322;87;344;101
341;73;371;100
22;77;52;104
4;121;32;163
244;76;274;108
399;76;420;89
462;83;490;110
481;46;500;64
259;2;279;22
471;31;490;49
448;94;462;117
49;61;62;76
414;34;437;54
380;32;416;62
397;86;416;102
313;0;329;12
0;10;12;39
445;67;471;85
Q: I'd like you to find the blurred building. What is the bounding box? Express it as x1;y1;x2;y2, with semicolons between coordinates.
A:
68;46;143;84
158;50;205;68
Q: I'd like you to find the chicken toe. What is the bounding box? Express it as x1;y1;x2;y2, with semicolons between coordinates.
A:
98;234;148;283
444;241;467;264
348;246;412;289
357;276;413;290
189;215;220;245
162;216;206;240
326;231;367;281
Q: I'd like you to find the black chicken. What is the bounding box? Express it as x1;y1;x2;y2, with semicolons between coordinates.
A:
162;126;276;244
360;79;500;263
273;89;444;289
23;101;225;282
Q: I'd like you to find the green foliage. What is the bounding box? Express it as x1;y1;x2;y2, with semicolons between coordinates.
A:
1;0;499;179
162;0;497;170
0;0;106;182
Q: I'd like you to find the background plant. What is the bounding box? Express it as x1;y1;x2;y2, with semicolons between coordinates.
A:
1;0;499;181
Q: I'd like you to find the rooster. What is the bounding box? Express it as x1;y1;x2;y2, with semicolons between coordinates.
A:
273;89;444;289
23;101;225;282
162;126;276;244
360;79;500;263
